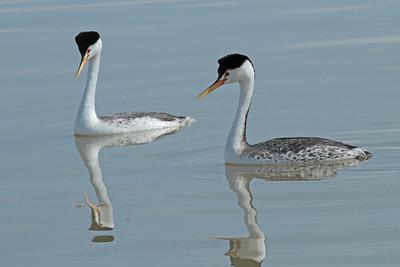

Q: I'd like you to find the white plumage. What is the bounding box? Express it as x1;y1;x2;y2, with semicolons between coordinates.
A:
74;31;194;136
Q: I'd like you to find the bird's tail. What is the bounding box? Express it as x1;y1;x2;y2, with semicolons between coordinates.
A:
355;148;373;161
177;116;196;127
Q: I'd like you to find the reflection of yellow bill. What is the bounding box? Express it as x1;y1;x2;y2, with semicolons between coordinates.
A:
197;79;226;99
75;51;89;78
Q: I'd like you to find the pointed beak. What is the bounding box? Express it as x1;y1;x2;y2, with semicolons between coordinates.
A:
75;51;89;78
196;78;226;99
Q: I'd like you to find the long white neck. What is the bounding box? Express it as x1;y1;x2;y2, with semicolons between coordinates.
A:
75;52;101;127
225;78;254;157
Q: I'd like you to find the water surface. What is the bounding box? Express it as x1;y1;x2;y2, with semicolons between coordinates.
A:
0;0;399;266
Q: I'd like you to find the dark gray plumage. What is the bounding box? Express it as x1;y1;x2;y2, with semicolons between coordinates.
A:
252;137;356;154
100;112;186;122
243;137;372;162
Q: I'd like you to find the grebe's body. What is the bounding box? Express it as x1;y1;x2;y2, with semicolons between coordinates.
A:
74;31;193;136
198;54;372;164
229;137;371;164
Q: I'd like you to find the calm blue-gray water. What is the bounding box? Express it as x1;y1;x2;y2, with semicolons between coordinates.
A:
0;1;399;266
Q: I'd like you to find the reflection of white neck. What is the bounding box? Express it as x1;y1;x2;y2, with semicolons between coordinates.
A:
75;52;101;132
75;136;114;230
225;166;266;263
225;78;254;162
83;144;111;206
75;128;184;231
229;176;264;239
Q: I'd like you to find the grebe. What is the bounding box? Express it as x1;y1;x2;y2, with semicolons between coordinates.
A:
74;31;194;136
197;53;372;164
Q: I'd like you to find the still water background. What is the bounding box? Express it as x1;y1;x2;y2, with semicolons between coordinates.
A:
0;0;399;266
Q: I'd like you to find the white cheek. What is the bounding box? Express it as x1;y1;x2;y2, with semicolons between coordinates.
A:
224;77;235;84
226;73;240;84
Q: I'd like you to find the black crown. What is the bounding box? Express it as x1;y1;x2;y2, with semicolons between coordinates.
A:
75;31;100;57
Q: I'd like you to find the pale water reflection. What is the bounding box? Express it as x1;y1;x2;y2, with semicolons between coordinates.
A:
225;159;367;182
218;160;368;266
217;165;267;267
74;127;182;240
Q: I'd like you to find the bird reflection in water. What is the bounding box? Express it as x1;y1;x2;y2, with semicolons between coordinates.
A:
74;127;182;242
218;159;367;266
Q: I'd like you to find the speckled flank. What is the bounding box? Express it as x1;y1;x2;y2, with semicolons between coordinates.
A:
100;112;194;129
242;137;372;163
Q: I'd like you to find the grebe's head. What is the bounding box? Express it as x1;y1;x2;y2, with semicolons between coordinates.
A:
197;53;255;99
75;31;102;78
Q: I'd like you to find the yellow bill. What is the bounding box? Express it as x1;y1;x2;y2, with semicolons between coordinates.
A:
196;79;226;99
75;52;89;78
